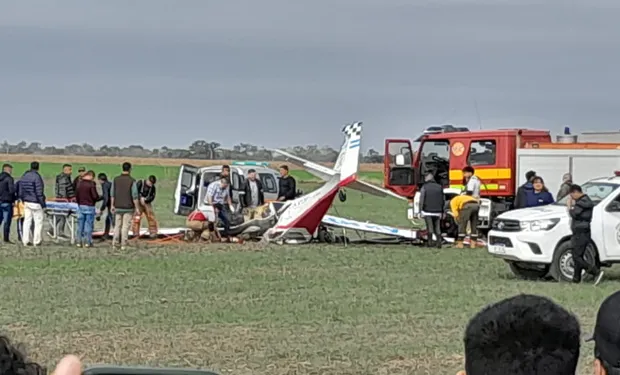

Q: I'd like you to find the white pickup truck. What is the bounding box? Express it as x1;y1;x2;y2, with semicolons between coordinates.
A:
487;174;620;282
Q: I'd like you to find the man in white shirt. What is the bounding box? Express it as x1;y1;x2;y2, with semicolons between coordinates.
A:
205;177;233;239
462;166;481;199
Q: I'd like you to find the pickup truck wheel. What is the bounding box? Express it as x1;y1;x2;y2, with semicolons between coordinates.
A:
508;261;550;280
550;240;599;282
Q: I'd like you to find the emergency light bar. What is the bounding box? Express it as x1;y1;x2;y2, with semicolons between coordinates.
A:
614;171;620;177
232;161;269;167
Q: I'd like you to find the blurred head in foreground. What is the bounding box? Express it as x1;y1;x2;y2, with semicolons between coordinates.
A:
458;294;580;375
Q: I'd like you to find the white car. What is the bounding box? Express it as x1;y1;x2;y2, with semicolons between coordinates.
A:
487;175;620;282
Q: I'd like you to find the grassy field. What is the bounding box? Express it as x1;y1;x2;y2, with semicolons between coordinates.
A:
2;161;384;185
0;160;616;375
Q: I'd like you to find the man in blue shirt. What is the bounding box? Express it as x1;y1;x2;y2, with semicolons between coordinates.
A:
206;177;233;239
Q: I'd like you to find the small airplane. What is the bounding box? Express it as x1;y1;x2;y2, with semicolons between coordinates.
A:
263;122;419;244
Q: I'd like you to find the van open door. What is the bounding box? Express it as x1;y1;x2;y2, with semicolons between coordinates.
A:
383;139;416;198
174;164;199;216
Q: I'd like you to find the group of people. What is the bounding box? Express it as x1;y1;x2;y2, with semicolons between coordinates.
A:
419;166;602;284
185;164;297;242
419;165;484;249
0;161;159;249
4;291;620;375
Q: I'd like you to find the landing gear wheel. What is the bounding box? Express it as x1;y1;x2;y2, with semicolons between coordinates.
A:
317;227;334;243
549;240;599;282
507;261;550;280
338;189;347;202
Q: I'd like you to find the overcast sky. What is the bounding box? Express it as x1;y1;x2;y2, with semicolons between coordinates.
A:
1;1;619;150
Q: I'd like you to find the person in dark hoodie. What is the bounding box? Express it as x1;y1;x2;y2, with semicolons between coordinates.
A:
19;161;46;246
568;184;604;285
524;176;555;208
132;175;158;237
419;172;444;248
513;170;537;209
97;173;114;240
0;164;16;243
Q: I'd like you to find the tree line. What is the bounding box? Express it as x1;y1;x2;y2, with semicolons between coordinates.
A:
0;140;385;163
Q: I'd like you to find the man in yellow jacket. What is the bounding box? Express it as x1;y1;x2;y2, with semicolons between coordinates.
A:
450;194;480;249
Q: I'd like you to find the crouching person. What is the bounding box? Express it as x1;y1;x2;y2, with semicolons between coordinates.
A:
206;177;232;241
450;194;480;249
185;208;219;242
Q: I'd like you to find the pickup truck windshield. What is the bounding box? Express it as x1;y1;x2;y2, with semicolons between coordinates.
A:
555;182;620;206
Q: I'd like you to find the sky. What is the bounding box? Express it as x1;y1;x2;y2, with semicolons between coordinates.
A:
2;0;620;150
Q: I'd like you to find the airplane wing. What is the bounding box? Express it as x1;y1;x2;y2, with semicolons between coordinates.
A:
270;149;407;201
321;215;418;239
270;149;335;181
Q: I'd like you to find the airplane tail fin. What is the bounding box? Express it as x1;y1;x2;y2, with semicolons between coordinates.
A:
333;121;362;186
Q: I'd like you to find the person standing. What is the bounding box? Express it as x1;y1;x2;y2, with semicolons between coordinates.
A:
72;166;86;190
450;194;480;249
97;173;114;240
206;176;233;240
514;170;536;209
75;171;100;248
419;172;444;248
19;161;46;246
243;169;264;219
461;166;481;199
132;175;158;237
524;176;555;208
52;163;75;239
567;184;604;285
556;173;572;201
0;164;16;243
110;162;139;250
277;165;296;201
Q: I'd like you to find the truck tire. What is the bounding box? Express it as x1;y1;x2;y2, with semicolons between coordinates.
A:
549;240;599;282
507;261;550;280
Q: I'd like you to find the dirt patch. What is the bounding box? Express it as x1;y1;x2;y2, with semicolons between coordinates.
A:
1;154;383;172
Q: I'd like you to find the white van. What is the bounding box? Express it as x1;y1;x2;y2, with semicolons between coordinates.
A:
174;163;281;216
487;173;620;281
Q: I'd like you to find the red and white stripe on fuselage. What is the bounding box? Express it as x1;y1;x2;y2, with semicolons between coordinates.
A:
273;174;356;239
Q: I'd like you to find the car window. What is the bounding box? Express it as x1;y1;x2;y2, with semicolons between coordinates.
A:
259;173;277;193
468;140;496;166
555;182;620;206
232;171;242;190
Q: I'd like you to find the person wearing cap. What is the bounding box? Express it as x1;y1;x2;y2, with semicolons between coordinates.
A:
514;170;536;209
72;166;86;191
588;291;620;375
242;169;265;220
458;294;580;375
567;183;604;284
419;172;444;248
556;173;573;201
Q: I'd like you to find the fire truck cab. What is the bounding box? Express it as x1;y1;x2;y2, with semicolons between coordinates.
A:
383;127;552;231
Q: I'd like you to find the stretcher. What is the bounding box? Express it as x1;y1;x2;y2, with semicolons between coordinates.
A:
45;201;79;244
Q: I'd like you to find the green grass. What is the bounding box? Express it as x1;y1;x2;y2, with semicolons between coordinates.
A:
1;161;384;184
0;172;614;375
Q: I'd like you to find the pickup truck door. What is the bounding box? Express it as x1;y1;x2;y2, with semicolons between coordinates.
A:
602;193;620;259
258;172;279;201
174;164;199;216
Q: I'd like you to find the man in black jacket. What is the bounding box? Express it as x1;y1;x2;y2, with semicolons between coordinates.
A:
52;164;75;239
243;169;265;219
513;170;536;209
568;184;604;285
277;165;296;201
419;172;445;248
0;164;16;243
98;173;114;240
132;175;158;237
